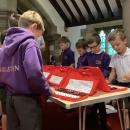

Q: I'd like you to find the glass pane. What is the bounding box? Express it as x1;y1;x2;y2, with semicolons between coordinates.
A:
99;29;116;56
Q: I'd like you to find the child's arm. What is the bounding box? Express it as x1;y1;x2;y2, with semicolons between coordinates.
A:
70;63;75;67
123;72;130;81
68;51;75;67
100;53;111;78
108;68;116;83
23;44;52;97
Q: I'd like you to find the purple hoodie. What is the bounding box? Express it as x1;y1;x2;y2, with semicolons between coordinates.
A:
0;27;51;96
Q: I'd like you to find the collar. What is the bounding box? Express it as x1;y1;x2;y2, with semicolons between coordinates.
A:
62;47;70;52
93;50;104;54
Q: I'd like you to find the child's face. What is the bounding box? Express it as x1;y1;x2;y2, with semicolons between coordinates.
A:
110;36;127;55
77;48;86;56
59;42;68;50
88;42;100;53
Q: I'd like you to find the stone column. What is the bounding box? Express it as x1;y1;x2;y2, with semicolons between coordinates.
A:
122;0;130;47
0;0;17;31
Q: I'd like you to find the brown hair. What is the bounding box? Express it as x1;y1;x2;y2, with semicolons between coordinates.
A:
8;13;20;27
76;39;87;49
107;28;126;42
58;36;71;46
18;10;44;31
86;33;101;45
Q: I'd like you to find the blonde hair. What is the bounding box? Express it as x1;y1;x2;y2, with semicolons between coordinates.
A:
107;28;126;42
18;10;44;31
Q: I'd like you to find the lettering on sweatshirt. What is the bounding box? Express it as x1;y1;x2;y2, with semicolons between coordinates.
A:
0;65;20;72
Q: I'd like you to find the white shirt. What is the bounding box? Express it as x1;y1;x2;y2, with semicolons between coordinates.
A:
109;47;130;82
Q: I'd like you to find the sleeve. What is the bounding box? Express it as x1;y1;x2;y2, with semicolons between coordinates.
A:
68;51;75;65
23;45;51;97
100;53;111;78
109;56;115;68
77;57;80;68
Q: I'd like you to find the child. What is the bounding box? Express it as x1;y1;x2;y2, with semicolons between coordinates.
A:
108;29;130;130
58;36;75;67
87;33;111;78
86;33;111;130
75;38;88;68
0;10;54;130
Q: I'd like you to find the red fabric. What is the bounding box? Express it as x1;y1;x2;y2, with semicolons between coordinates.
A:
52;67;99;102
48;66;73;86
43;66;128;102
81;67;128;92
42;65;55;80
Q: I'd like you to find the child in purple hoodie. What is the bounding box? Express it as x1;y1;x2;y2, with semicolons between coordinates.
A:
0;10;54;130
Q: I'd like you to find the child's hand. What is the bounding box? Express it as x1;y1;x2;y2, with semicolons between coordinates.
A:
105;79;111;84
50;87;55;95
123;73;130;81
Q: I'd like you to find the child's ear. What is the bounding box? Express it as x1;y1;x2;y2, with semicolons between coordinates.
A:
31;23;38;30
124;38;127;45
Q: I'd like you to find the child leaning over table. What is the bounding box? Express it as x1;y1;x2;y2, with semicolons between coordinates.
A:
108;28;130;130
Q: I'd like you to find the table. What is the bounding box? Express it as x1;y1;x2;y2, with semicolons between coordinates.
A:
50;89;130;130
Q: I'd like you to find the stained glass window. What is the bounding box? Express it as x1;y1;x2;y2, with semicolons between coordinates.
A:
99;29;116;56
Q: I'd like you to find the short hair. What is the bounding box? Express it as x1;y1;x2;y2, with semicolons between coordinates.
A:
76;39;87;49
86;33;101;45
8;13;20;27
0;30;7;45
58;36;71;46
107;28;126;42
18;10;44;31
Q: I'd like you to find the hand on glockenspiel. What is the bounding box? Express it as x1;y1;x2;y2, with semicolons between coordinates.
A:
50;87;55;95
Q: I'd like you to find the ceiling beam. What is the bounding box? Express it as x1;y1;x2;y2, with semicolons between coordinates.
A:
61;0;78;24
92;0;104;19
81;0;95;21
70;0;88;24
115;0;122;16
103;0;114;17
116;0;122;9
66;16;121;27
49;0;71;27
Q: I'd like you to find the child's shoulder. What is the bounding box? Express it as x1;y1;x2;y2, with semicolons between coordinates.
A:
22;38;37;49
66;47;74;53
100;51;110;57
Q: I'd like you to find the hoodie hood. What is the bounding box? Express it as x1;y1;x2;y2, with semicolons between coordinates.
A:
3;27;34;56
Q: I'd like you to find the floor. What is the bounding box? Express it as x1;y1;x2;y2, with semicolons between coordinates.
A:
0;101;122;130
41;101;122;130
